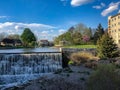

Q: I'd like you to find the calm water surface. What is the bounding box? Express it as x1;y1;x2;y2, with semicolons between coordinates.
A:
0;48;60;53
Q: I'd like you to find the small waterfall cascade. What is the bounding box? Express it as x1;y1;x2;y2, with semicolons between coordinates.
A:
0;53;62;75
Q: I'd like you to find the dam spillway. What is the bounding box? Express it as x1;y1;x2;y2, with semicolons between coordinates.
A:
0;48;62;89
0;52;62;75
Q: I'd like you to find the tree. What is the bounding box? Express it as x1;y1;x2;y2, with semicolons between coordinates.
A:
7;34;20;39
88;27;93;39
96;23;104;37
82;35;90;43
93;24;104;44
21;28;36;47
54;23;94;45
75;23;89;35
72;31;82;45
68;26;75;33
0;32;7;41
97;33;119;59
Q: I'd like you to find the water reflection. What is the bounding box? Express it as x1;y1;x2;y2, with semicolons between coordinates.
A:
0;48;60;53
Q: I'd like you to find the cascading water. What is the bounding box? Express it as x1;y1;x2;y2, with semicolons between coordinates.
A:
0;53;62;75
0;50;62;90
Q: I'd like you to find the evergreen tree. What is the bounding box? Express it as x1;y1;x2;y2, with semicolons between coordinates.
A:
97;33;119;59
88;27;93;39
21;28;36;47
97;24;104;37
94;24;104;44
68;26;75;33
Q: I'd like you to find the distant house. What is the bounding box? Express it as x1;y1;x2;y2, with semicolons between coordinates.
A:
1;38;14;46
14;39;22;46
0;38;22;46
59;40;68;46
49;41;54;46
39;40;49;47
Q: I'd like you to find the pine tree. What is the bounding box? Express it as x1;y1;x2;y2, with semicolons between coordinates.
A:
94;24;104;44
97;33;119;59
68;26;75;33
88;27;93;39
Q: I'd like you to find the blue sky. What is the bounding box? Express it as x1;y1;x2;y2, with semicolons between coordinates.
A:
0;0;119;40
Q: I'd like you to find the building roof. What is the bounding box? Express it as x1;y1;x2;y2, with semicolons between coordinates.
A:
14;39;22;43
40;40;48;42
1;38;22;44
110;13;120;18
1;38;14;43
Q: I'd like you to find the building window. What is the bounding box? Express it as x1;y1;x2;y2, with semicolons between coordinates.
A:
118;16;120;19
119;40;120;44
118;22;120;25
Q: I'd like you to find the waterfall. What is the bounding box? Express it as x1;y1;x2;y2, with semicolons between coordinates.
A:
0;53;62;75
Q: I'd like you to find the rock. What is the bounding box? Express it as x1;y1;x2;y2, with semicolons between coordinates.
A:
98;60;110;64
115;60;120;67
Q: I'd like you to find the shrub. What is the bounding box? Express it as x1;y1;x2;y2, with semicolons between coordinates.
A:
87;64;120;90
97;33;119;59
70;51;97;65
68;60;74;65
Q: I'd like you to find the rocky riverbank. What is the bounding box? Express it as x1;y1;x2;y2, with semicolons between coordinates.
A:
5;65;93;90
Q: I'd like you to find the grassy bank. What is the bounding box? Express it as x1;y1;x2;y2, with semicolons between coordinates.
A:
64;45;96;49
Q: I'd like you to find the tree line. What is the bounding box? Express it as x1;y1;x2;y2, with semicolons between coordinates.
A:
54;23;105;45
0;28;37;47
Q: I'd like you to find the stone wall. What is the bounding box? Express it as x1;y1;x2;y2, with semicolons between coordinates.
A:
62;48;96;55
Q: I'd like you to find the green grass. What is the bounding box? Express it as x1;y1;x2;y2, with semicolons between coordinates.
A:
64;45;96;49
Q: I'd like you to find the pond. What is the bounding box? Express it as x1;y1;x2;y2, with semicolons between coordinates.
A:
0;47;61;53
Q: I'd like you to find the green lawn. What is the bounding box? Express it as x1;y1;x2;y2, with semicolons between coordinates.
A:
64;45;96;49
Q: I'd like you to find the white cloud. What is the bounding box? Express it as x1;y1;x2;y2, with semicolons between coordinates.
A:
60;0;68;6
71;0;93;7
0;22;55;30
0;16;9;19
41;31;49;35
101;3;105;7
0;22;57;40
58;29;66;35
118;10;120;13
14;25;24;30
93;2;105;9
50;30;54;32
101;2;120;16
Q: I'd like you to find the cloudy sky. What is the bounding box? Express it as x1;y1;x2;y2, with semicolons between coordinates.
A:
0;0;119;40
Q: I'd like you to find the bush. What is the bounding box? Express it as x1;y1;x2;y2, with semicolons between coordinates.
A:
70;51;97;65
87;64;120;90
97;33;119;59
68;60;74;65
